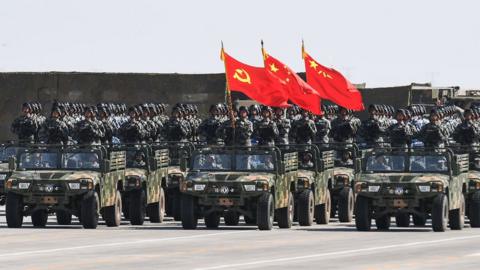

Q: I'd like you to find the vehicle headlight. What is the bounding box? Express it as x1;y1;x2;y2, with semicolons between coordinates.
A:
244;184;256;192
0;174;6;180
194;184;206;191
430;182;444;192
335;175;349;186
255;181;269;191
469;180;480;190
18;182;30;189
418;185;431;192
355;182;367;193
79;178;94;190
368;185;380;192
127;176;141;187
68;183;81;190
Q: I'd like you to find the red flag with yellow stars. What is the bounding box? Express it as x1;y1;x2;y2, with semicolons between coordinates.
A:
263;49;324;115
303;50;364;111
221;49;289;107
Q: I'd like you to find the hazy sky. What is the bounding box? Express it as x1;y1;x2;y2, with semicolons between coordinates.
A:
1;0;479;88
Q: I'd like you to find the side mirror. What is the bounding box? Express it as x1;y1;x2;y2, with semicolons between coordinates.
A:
8;157;16;171
101;160;111;172
354;158;362;173
180;158;188;172
149;157;158;171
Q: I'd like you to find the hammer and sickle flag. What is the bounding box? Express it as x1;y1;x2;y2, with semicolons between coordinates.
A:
303;49;364;111
221;49;289;107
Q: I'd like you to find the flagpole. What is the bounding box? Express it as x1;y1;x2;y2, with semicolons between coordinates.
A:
220;42;236;138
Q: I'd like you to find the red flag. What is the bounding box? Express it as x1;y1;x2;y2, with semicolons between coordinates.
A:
263;50;323;115
221;49;289;107
303;50;364;111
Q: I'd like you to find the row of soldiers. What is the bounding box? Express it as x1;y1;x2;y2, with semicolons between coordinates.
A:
11;101;477;149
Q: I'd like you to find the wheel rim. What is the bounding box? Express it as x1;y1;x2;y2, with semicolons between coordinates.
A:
288;195;294;222
309;193;314;218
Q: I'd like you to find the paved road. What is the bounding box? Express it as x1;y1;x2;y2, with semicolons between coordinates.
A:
0;207;479;270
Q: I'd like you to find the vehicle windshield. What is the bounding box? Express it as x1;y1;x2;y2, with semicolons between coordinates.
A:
0;147;22;162
193;154;231;170
236;154;275;171
365;155;405;172
63;152;100;169
410;156;448;172
126;150;147;169
19;152;59;169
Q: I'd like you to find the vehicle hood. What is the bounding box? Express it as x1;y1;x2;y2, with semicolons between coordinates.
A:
468;170;480;180
10;170;102;181
334;167;354;178
298;170;315;180
187;171;275;183
359;173;450;185
126;168;147;177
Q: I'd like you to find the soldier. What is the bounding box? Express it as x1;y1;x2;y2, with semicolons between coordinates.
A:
119;106;148;143
248;104;262;125
75;106;105;145
199;104;222;145
97;105;115;144
140;104;158;143
417;109;449;148
163;106;190;142
291;109;317;144
217;106;253;146
359;105;388;147
39;107;70;144
330;107;360;144
314;110;331;144
11;102;39;143
254;106;279;146
388;109;414;149
273;107;291;145
453;109;480;147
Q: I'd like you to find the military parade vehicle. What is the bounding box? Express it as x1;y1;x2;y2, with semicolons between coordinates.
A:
116;144;169;225
317;143;358;222
279;144;334;226
0;143;25;205
354;148;467;232
5;144;126;229
155;141;195;221
179;146;298;230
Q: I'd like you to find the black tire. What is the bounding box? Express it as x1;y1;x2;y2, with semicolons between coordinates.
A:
298;190;314;226
449;194;465;230
395;212;410;227
224;210;240;226
413;213;427;226
129;190;146;225
205;211;220;228
81;191;99;229
122;194;130;220
31;210;48;227
375;214;390;230
469;191;480;228
257;193;274;230
6;192;24;228
277;192;294;228
173;193;182;221
104;190;122;227
181;194;198;229
56;210;72;225
147;187;165;223
432;194;448;232
355;195;371;231
315;189;331;225
338;187;354;223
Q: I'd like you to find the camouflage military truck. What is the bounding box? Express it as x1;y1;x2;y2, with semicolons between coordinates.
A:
317;143;358;223
116;144;169;225
179;146;298;230
5;145;126;229
354;148;467;232
155;141;195;221
279;144;334;226
448;146;480;228
0;143;25;205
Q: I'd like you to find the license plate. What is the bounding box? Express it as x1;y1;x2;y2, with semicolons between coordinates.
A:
393;199;407;208
41;196;58;204
218;198;234;206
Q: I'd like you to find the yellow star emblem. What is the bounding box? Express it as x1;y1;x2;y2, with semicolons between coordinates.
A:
309;60;318;70
270;63;279;73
